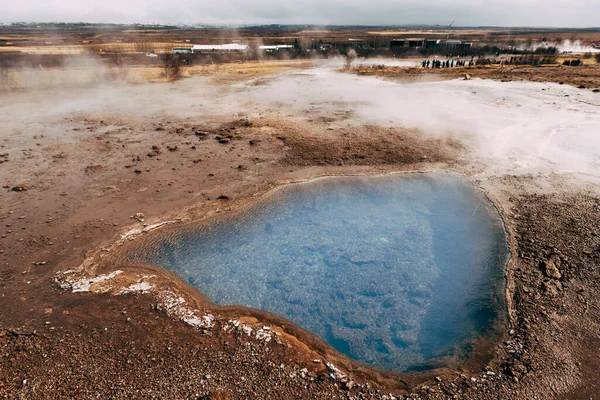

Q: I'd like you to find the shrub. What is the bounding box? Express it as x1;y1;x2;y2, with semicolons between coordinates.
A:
161;54;182;80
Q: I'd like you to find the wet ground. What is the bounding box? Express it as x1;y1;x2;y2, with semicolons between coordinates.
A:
1;61;600;399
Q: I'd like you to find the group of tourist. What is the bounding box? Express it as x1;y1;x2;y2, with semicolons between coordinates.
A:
421;59;471;68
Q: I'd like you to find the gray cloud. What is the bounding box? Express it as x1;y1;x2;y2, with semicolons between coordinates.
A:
1;0;598;27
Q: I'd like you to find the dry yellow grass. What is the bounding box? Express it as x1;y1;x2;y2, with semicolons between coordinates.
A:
367;30;496;36
0;45;85;54
128;59;315;84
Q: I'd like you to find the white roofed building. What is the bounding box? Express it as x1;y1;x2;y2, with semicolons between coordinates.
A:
192;44;250;52
258;45;294;51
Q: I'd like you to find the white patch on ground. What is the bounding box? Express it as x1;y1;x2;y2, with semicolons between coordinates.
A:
325;362;348;382
58;270;124;293
223;319;277;343
144;221;176;232
119;281;154;295
155;290;215;329
120;221;177;241
121;228;142;240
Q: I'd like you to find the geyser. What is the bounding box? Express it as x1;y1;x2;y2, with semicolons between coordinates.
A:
135;173;509;372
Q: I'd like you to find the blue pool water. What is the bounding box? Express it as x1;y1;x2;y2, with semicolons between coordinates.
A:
138;174;509;372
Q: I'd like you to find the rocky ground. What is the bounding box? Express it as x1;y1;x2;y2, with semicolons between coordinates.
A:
352;64;600;90
1;64;600;399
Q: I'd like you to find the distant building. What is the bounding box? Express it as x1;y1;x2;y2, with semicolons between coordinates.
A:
192;44;249;52
390;38;429;48
438;40;472;50
259;45;294;52
390;38;471;50
172;47;193;54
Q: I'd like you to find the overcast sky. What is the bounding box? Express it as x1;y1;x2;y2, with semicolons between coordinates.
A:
1;0;598;28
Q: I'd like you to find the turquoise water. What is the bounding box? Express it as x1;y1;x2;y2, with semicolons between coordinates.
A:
138;174;509;372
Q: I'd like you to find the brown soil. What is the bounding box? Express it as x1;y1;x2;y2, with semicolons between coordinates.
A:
1;64;600;399
352;64;600;90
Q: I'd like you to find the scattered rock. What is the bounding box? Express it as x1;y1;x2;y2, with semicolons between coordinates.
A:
541;257;562;279
464;74;471;80
11;184;29;192
543;280;563;295
342;380;356;390
84;163;104;174
155;127;165;131
133;213;145;222
218;139;231;144
167;145;178;152
217;195;230;200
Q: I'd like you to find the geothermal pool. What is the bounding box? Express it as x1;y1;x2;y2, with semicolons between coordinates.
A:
140;174;509;372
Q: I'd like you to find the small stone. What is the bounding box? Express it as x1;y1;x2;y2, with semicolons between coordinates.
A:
84;163;104;173
11;184;29;192
342;380;355;390
541;257;562;279
133;213;145;222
